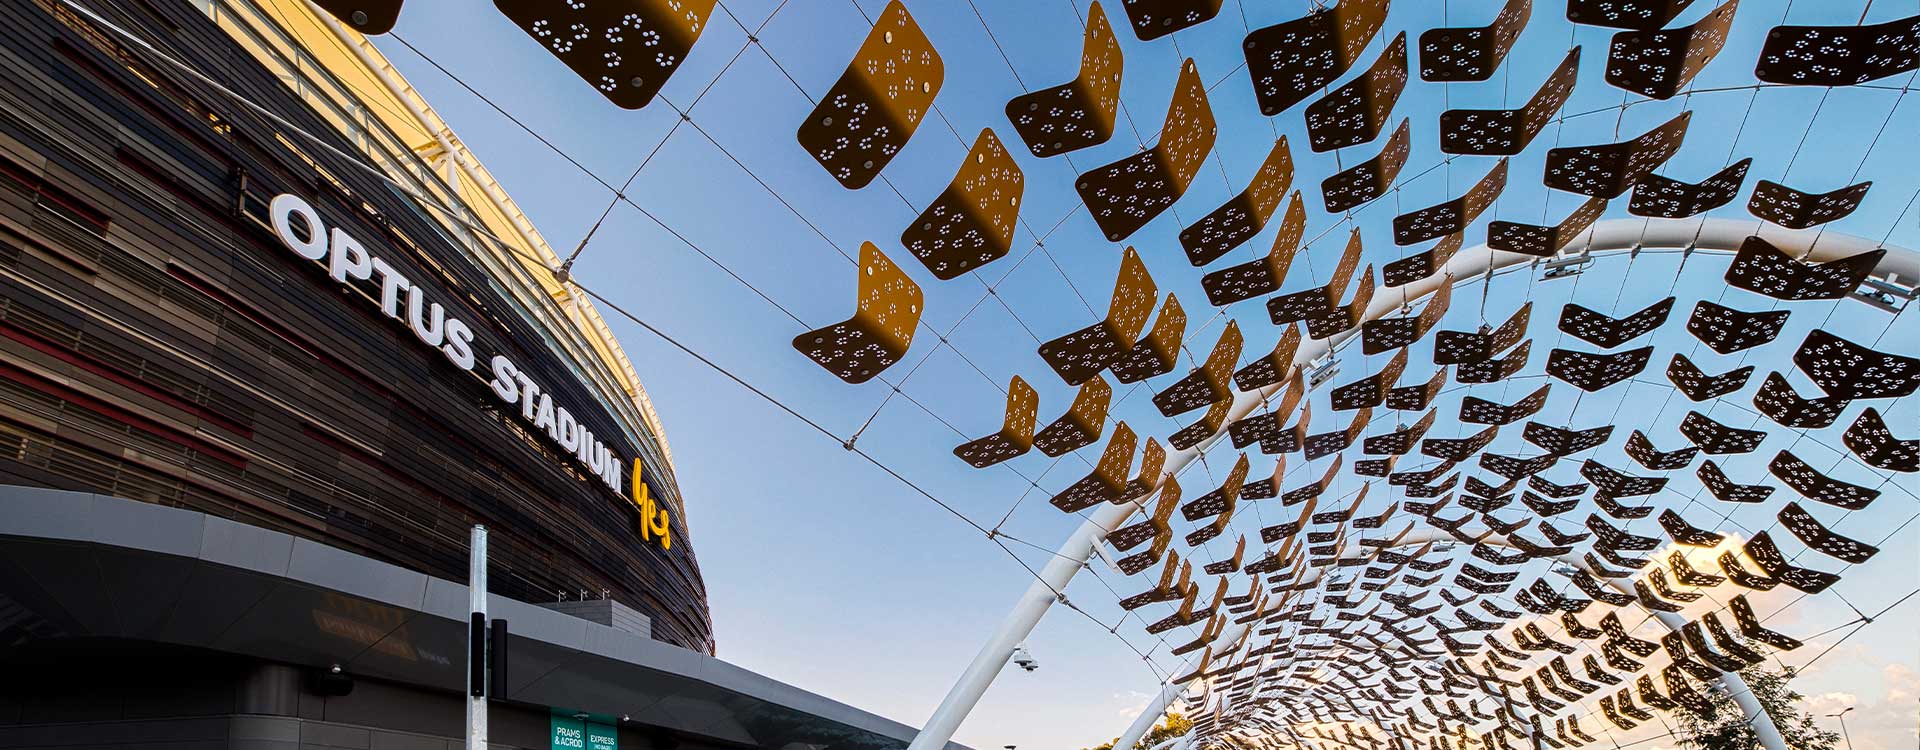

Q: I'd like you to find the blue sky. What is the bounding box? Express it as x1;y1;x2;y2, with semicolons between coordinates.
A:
369;1;1920;748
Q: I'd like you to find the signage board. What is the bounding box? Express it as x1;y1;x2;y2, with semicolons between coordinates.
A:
550;716;586;750
268;193;671;550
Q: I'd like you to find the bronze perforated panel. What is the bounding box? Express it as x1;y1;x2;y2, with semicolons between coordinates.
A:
1724;236;1883;301
1730;595;1802;650
902;129;1024;279
1756;14;1920;86
1051;421;1139;511
1181;452;1249;521
1543;111;1690;198
1603;0;1738;100
1680;410;1766;454
1035;375;1113;456
792;242;923;383
1112;294;1187;383
796;0;943;188
1170;396;1233;453
1304;32;1409;152
1122;0;1225;40
1459;383;1549;425
1793;329;1920;400
1441;47;1579;156
1006;2;1123;157
1667;353;1750;401
1422;424;1498;462
496;0;717;109
1152;320;1243;417
1394;158;1508;245
1566;0;1696;30
1747;179;1871;229
1771;450;1879;510
1626;430;1696;470
1457;339;1531;384
1243;0;1392;115
1629;158;1750;218
1547;346;1652;392
1845;408;1919;473
1419;0;1530;81
1745;532;1838;593
1558;296;1673;349
1115;437;1169;505
1360;276;1451;354
1039;246;1158;384
1526;421;1613;457
1304;408;1371;460
1201;194;1306;306
1437;302;1531;366
1487;196;1608;257
1267;230;1362;327
954;375;1040;468
1364;408;1436;455
1752;371;1848;428
1386;367;1449;411
1331;348;1410;410
1778;503;1878;564
1182;138;1295;266
1232;324;1303;391
1075;59;1216;241
1383;232;1462;287
1686;300;1788;354
1322;119;1410;212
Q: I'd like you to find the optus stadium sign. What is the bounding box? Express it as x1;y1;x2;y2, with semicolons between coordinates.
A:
268;194;670;550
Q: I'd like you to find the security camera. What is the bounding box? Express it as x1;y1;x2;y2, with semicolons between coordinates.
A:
1011;645;1038;673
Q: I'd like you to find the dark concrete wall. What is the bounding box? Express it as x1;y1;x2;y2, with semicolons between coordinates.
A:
0;641;699;750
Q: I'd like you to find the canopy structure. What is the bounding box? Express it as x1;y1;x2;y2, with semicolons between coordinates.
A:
109;0;1920;748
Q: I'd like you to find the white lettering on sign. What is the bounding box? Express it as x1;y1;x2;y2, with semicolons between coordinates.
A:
267;194;655;513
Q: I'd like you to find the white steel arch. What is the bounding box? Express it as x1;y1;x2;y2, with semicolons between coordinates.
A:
906;216;1917;750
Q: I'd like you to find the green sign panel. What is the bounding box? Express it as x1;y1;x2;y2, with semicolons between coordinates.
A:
586;722;618;750
551;715;616;750
550;717;586;750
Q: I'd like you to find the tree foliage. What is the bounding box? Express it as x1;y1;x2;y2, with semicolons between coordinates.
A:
1083;713;1194;750
1674;663;1839;750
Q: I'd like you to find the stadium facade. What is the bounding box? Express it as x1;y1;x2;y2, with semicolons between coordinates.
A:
0;2;954;749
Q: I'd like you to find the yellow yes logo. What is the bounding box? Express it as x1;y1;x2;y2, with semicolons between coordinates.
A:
631;461;672;551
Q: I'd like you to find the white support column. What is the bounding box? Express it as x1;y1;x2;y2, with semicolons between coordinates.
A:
1641;610;1789;750
907;219;1914;750
1113;623;1251;750
467;525;488;750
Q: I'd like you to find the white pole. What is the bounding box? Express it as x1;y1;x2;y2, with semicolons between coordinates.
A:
1113;621;1250;750
908;220;1913;749
468;525;488;750
1641;608;1789;750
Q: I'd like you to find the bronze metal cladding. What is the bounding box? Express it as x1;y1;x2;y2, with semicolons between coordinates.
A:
1419;0;1530;81
902;129;1024;279
496;0;717;109
1075;59;1216;241
1304;32;1409;152
792;241;924;383
1441;47;1579;156
1005;2;1123;157
1242;0;1391;115
1756;14;1920;86
796;0;943;188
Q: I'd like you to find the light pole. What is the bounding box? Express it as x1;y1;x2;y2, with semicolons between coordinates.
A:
1828;706;1855;750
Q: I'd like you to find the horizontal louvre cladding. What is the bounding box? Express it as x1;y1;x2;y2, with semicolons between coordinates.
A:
0;1;712;650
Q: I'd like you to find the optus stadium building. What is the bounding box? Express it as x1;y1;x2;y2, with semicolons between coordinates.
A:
0;2;955;749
